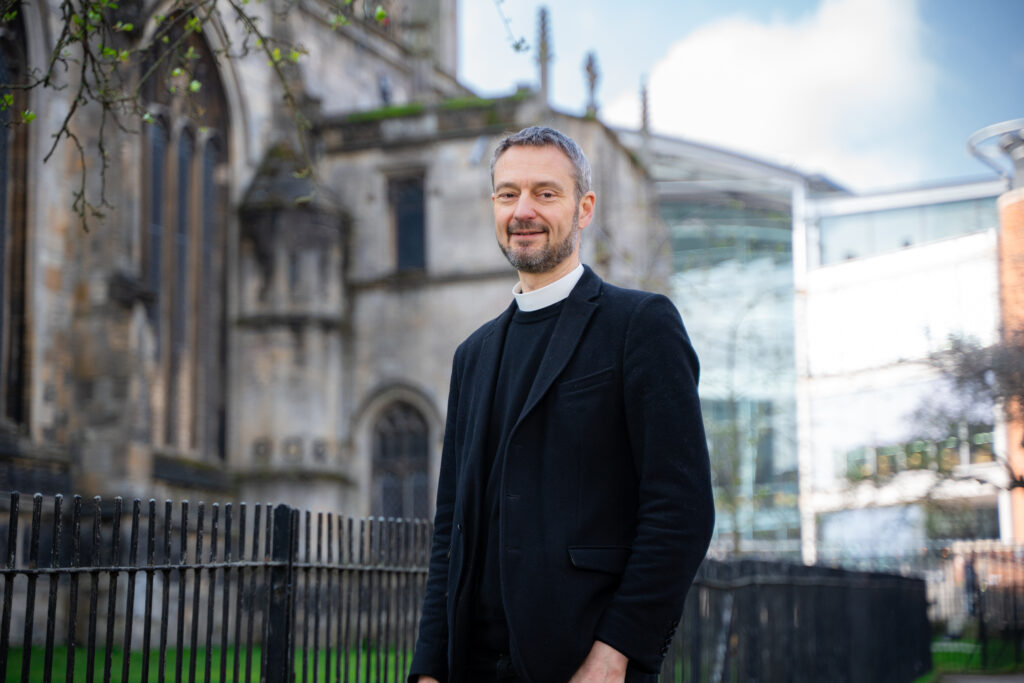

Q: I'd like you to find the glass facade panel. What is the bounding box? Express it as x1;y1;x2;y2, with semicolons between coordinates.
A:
926;502;1000;540
819;212;871;263
968;423;995;464
924;198;999;242
664;198;798;551
819;197;999;265
873;206;920;252
819;505;926;559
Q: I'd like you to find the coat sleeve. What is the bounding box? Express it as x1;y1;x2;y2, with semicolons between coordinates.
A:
407;353;462;682
593;293;715;673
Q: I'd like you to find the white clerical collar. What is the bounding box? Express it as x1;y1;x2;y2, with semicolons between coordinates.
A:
513;263;585;312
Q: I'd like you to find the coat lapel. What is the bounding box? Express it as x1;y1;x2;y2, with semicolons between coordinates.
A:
457;301;516;523
514;266;601;427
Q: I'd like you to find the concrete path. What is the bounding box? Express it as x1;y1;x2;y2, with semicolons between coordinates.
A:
940;675;1024;682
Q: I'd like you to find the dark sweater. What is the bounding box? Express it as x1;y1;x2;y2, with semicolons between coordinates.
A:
471;300;564;655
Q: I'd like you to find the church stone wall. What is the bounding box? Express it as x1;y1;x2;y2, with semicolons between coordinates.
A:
6;0;473;510
5;3;665;521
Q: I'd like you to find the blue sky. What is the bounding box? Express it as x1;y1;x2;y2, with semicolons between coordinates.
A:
458;0;1024;192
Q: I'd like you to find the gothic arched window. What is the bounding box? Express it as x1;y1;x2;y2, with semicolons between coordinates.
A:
166;125;194;446
142;23;229;458
144;116;168;344
0;13;29;428
372;401;430;519
196;135;228;457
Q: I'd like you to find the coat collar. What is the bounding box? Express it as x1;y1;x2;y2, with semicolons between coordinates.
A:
475;264;603;430
479;263;602;359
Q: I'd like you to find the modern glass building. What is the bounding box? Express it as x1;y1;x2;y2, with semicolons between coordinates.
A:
798;178;1008;560
616;121;1012;559
617;130;844;555
668;201;797;551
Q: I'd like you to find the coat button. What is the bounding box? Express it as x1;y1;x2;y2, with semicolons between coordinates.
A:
456;523;463;532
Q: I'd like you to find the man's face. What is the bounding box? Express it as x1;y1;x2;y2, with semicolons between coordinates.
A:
492;145;595;274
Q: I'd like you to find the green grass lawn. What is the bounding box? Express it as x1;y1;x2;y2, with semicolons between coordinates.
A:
913;637;1024;683
5;645;412;682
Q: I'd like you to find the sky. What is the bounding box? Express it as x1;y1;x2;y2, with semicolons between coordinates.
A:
458;0;1024;192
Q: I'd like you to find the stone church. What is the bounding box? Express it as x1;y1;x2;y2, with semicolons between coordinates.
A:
0;1;665;518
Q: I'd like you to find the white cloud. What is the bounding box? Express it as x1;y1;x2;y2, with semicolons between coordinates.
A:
603;0;938;191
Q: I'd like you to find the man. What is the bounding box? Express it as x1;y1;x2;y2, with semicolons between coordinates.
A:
409;126;714;683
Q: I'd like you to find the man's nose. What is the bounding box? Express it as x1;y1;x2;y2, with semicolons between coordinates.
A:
513;195;537;221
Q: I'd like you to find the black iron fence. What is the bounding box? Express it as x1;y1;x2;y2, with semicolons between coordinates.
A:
0;491;930;682
819;540;1024;669
695;559;931;682
0;492;430;682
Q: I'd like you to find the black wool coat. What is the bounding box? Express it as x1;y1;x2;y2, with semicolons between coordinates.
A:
409;266;715;683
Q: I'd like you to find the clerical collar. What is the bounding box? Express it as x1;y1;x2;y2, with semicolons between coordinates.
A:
513;263;584;312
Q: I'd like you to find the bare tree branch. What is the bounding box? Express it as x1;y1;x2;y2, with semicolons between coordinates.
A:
1;0;388;229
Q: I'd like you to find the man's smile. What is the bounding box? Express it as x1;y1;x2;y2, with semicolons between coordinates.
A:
508;221;548;239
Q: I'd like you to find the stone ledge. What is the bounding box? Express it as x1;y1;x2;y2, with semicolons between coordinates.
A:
153;452;231;491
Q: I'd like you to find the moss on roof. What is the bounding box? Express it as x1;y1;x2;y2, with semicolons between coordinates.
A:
440;89;531;110
343;102;426;123
342;88;533;123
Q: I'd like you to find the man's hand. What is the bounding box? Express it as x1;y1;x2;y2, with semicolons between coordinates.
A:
568;641;628;683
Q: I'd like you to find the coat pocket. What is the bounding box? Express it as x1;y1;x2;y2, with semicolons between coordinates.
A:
557;366;614;395
567;545;632;574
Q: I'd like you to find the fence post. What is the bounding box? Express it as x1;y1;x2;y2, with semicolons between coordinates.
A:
266;504;296;683
0;491;20;677
978;582;987;670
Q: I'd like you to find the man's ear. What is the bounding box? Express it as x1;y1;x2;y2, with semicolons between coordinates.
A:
577;191;596;230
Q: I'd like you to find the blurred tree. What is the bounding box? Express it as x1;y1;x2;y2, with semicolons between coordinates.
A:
0;0;389;228
929;329;1024;491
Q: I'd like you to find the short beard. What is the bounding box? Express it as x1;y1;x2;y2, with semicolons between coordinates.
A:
499;207;579;274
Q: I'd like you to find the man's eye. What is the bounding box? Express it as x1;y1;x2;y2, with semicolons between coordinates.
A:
540;192;554;199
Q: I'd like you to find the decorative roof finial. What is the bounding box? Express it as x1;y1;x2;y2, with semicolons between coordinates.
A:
537;7;552;105
584;51;600;118
640;76;650;134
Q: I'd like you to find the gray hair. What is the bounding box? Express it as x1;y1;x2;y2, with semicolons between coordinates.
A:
490;126;592;202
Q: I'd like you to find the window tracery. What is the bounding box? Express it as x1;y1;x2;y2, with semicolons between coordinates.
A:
372;401;430;518
141;24;228;458
0;13;29;428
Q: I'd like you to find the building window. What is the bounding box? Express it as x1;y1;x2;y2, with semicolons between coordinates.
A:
142;25;229;457
144;117;168;347
753;401;774;484
818;197;1000;266
166;126;194;447
968;423;995;464
0;14;29;427
372;401;429;518
389;175;426;271
196;136;228;457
